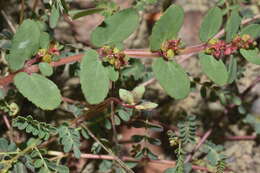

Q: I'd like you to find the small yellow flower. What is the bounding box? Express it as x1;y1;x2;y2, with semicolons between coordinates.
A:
42;54;52;63
242;34;251;42
208;38;219;45
166;49;175;59
37;49;47;57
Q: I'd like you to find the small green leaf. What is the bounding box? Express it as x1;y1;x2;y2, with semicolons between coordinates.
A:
243;114;260;134
135;102;158;110
199;7;223;42
131;135;145;143
39;62;53;77
105;66;119;81
240;24;260;39
132;85;145;102
70;8;105;20
199;53;228;86
7;19;40;70
225;10;241;42
117;109;131;121
150;4;184;51
115;115;121;125
14;72;62;110
34;159;43;168
50;5;60;28
119;89;134;105
240;48;260;65
227;56;237;84
91;8;139;47
104;119;112;129
147;137;161;145
152;58;190;99
80;49;110;104
99;160;113;171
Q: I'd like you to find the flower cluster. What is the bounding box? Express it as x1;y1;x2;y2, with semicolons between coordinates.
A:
36;42;60;63
100;46;128;69
160;39;183;60
205;34;256;59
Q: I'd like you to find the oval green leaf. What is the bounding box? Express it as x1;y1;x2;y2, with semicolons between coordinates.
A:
80;49;110;104
119;89;135;105
225;10;241;42
90;8;139;47
240;48;260;65
105;66;119;82
14;72;62;110
199;7;223;42
199;53;228;86
7;19;41;70
152;58;190;99
150;4;184;51
240;24;260;39
39;62;53;77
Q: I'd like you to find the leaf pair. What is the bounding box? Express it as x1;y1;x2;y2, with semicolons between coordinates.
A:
150;5;190;99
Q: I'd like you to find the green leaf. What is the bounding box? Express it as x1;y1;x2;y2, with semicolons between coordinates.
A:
34;159;43;168
91;8;139;47
117;109;131;121
135;102;158;110
202;142;224;166
131;135;145;143
147;137;161;145
227;56;237;84
152;58;190;99
39;62;53;77
7;19;40;70
132;85;145;102
240;48;260;65
243;114;260;134
50;5;60;28
225;10;241;42
12;162;28;173
199;7;223;42
12;115;57;140
240;24;260;39
70;8;105;20
150;4;184;51
46;161;69;173
105;66;119;81
80;49;110;104
121;60;145;80
58;125;81;158
199;53;228;86
119;89;135;104
39;32;50;49
99;160;113;171
14;72;62;110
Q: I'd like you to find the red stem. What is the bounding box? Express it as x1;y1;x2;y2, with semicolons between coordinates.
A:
77;153;214;172
185;129;212;163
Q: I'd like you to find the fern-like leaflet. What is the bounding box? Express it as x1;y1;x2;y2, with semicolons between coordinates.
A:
12;115;57;140
57;123;81;158
177;115;197;144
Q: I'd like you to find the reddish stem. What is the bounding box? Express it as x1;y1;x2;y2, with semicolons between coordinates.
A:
185;129;212;163
73;153;214;172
